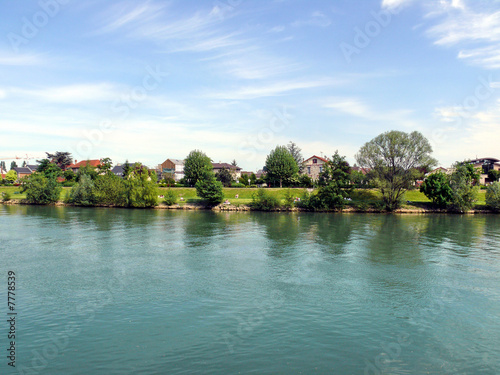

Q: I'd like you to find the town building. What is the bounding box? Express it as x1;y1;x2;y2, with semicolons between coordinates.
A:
159;159;185;182
302;155;328;180
212;163;242;181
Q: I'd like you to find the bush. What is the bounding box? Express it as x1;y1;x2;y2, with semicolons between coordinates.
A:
70;174;95;206
486;182;500;211
420;171;452;208
195;177;224;206
282;189;294;208
250;189;281;211
93;174;127;206
230;182;245;188
21;174;61;204
1;191;11;201
449;164;479;212
164;189;178;206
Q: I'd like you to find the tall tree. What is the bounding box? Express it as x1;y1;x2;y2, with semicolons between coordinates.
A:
36;159;62;179
10;161;17;170
356;130;437;211
184;150;213;187
449;162;480;212
287;141;304;173
98;157;113;174
231;159;238;167
215;167;233;187
46;151;73;170
0;161;6;172
265;145;299;188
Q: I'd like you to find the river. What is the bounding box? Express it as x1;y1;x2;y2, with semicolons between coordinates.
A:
1;205;499;374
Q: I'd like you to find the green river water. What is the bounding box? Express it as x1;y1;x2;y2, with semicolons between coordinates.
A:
1;205;499;374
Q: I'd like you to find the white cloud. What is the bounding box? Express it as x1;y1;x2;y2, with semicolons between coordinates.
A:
0;89;5;100
292;11;331;28
381;0;414;10
208;79;339;100
0;52;43;66
422;2;500;69
13;83;121;103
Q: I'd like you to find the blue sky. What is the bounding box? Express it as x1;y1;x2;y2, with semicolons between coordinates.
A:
1;0;499;171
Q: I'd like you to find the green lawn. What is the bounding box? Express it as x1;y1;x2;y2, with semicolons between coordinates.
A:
0;185;489;210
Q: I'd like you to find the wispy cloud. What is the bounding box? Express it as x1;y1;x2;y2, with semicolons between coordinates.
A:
12;83;121;103
292;11;331;28
0;51;43;66
208;79;339;100
381;0;415;10
422;1;500;69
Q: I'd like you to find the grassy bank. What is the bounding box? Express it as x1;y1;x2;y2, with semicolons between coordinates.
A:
1;185;488;210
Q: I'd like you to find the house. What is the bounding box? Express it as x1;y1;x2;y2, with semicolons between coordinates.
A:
111;165;125;178
212;163;242;181
467;158;500;184
351;166;371;175
425;167;450;176
12;167;33;180
66;160;102;173
26;164;39;172
302;155;328;180
159;159;185;181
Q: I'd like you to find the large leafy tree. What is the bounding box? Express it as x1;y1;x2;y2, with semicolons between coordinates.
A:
36;159;62;179
356;130;437;211
265;145;299;188
287;141;304;173
46;151;73;170
184;150;213;187
420;171;453;209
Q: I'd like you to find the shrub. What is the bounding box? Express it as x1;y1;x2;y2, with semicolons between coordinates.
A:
231;182;245;188
21;174;61;204
282;189;294;208
164;189;178;206
486;182;500;212
1;191;11;201
420;171;453;208
195;177;224;206
93;174;127;206
449;164;479;212
251;188;281;211
70;174;95;206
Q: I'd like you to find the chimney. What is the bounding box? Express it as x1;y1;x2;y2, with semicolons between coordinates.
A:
75;160;77;163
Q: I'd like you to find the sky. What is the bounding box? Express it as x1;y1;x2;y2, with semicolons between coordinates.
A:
1;0;499;171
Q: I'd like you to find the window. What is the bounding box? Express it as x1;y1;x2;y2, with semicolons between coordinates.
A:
313;159;317;164
320;167;323;173
307;167;311;174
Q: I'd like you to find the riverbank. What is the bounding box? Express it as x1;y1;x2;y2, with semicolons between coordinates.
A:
1;199;496;214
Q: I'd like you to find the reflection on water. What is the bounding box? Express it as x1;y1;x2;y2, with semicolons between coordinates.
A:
1;205;499;375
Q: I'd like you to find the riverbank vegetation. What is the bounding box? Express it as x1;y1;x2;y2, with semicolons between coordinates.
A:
1;131;498;213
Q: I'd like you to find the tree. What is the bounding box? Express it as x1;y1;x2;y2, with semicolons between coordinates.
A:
486;182;500;212
46;151;73;170
76;161;98;181
184;150;213;186
215;167;233;187
5;170;17;183
98;157;113;174
0;161;6;171
123;160;132;178
287;141;304;173
313;151;352;209
69;174;95;206
265;145;299;188
195;176;224;206
93;173;127;206
22;161;27;167
487;169;500;183
449;163;480;212
231;159;238;167
125;164;158;207
10;161;17;170
420;171;453;209
21;174;61;204
355;130;437;211
36;159;62;179
63;169;76;183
